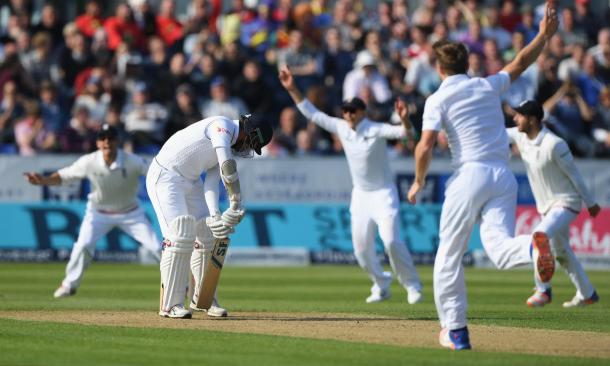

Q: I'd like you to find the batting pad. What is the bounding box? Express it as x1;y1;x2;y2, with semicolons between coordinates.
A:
160;215;196;312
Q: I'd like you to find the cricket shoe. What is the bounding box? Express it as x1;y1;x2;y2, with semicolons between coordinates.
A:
532;232;555;283
563;291;599;308
190;298;228;318
526;288;552;307
407;290;423;304
439;327;471;350
53;285;76;298
366;272;392;303
159;305;192;319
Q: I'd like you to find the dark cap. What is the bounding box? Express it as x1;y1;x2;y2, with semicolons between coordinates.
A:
514;100;544;121
96;124;118;140
241;114;273;155
341;97;367;112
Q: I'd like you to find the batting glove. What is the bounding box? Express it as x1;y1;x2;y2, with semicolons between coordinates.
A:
206;215;234;239
221;206;245;227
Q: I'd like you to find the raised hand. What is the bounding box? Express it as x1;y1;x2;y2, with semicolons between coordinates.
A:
540;1;559;40
278;67;295;90
24;172;43;185
394;98;409;122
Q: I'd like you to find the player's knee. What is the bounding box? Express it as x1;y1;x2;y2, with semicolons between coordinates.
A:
166;215;196;253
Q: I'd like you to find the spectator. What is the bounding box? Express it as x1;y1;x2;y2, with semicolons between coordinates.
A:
39;80;68;133
104;3;146;51
59;105;96;153
481;7;512;51
515;4;538;44
482;38;504;75
547;33;565;60
502;30;525;63
190;53;217;99
232;59;272;121
30;4;64;48
122;82;168;147
558;7;587;54
588;28;610;66
73;76;108;126
277;29;322;92
403;46;441;97
467;52;485;77
74;0;104;39
165;83;201;137
20;32;53;84
364;30;392;78
576;54;605;108
322;26;353;108
593;87;610;156
295;128;318;156
498;0;521;33
599;46;610;84
536;55;561;105
558;43;586;83
217;41;246;81
544;81;595;156
14;99;56;155
56;31;95;91
200;76;247;120
459;20;484;55
0;79;24;144
103;106;132;150
274;106;300;154
155;0;183;48
343;50;391;105
574;0;602;44
129;0;157;38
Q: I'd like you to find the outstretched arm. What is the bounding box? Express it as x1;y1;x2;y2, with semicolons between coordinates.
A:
23;172;62;186
502;2;558;81
279;66;340;134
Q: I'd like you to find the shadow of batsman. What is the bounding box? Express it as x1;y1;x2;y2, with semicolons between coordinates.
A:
196;237;231;310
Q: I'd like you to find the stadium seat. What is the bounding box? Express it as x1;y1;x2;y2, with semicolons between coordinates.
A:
0;144;18;154
134;144;161;155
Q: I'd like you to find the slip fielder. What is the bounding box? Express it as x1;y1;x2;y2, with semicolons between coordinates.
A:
279;67;423;305
24;124;161;298
146;114;272;319
407;2;559;350
508;100;600;308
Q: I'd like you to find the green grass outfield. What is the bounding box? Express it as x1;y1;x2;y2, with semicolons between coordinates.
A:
0;263;609;365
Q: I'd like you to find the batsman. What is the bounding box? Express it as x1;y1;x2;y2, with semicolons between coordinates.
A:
146;114;273;319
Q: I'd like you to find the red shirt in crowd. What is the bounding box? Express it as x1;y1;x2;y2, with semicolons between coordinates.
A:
75;14;105;38
155;15;183;47
104;16;146;50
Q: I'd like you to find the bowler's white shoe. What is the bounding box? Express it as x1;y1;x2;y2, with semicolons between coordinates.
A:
53;285;75;298
563;291;599;308
159;305;192;319
190;298;228;317
407;290;423;304
366;272;393;303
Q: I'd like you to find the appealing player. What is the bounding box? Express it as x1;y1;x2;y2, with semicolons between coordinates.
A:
407;3;559;350
146;114;272;319
279;67;423;305
24;124;161;298
508;100;601;308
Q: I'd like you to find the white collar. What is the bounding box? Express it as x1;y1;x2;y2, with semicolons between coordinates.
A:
97;149;123;170
439;73;470;90
526;127;548;146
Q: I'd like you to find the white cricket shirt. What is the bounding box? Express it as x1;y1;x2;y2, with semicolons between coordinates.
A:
155;116;238;181
297;99;406;191
507;127;595;214
58;150;149;212
422;71;512;168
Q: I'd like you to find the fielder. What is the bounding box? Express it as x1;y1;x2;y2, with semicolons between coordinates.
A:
407;3;559;350
24;124;161;298
279;67;423;305
146;114;272;319
508;100;601;308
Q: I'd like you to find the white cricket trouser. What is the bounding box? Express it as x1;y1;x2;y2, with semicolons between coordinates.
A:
533;206;594;299
146;159;209;237
435;162;533;331
62;203;161;290
350;185;421;295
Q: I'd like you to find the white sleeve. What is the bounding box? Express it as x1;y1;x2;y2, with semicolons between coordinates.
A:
203;165;221;215
506;127;519;144
206;118;236;149
486;71;511;94
296;99;341;134
342;72;357;100
552;141;596;208
372;123;407;140
57;155;90;181
421;96;443;131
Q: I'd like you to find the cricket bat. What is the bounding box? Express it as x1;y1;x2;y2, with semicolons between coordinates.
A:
196;237;230;309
